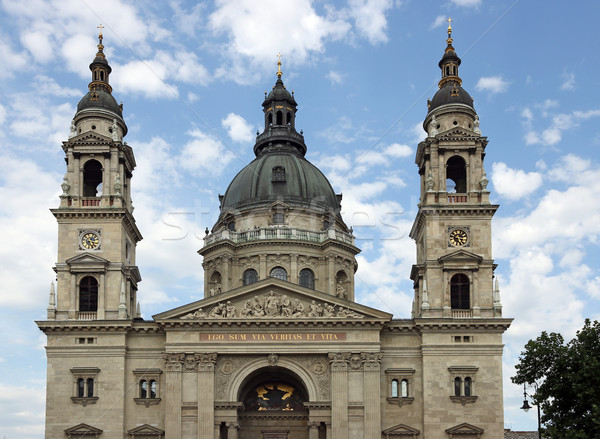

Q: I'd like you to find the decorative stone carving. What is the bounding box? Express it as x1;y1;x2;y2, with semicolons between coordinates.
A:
114;175;122;196
479;171;489;191
361;352;382;371
163;353;185;372
335;281;347;299
428;115;439;137
69;119;77;138
328;352;351;372
349;353;363;371
473;115;481;134
112;119;119;141
195;353;217;372
268;353;278;366
61;174;71;195
178;292;365;320
184;354;197;371
425;172;434;192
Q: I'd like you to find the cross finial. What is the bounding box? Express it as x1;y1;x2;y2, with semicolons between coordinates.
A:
276;52;282;78
97;24;104;44
446;17;453;37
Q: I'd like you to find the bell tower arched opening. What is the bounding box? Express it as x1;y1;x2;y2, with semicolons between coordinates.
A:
446;155;466;193
83;159;103;197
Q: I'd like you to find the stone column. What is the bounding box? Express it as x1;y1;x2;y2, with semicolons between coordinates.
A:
97;273;105;319
197;353;217;439
163;353;185;439
328;256;335;295
328;352;350;439
69;275;77;318
214;423;220;439
308;421;319;439
362;353;382;439
290;253;298;283
226;422;239;439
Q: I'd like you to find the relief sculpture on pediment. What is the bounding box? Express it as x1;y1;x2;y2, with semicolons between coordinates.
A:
178;291;364;320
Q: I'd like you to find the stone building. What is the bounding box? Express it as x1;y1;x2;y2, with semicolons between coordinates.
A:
37;24;512;439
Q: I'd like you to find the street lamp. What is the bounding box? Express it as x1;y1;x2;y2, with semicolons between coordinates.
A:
520;383;541;439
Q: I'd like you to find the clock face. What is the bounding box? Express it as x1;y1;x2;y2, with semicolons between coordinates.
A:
449;228;468;247
81;232;100;250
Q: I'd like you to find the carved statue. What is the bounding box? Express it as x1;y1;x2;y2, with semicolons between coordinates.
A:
61;174;70;195
479;171;489;191
114;175;122;196
181;308;206;319
69;120;76;138
336;281;347;299
425;172;435;192
112;119;119;141
225;301;237;318
209;303;226;318
323;303;336;317
241;300;253;317
253;296;265;317
428;115;439;137
291;299;305;317
281;295;292;317
473;115;481;134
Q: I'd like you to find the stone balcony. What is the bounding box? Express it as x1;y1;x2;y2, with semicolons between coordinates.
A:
203;227;355;247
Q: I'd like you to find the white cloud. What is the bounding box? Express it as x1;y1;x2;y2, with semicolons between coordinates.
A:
430;15;447;29
384;143;412;158
0;34;29;77
475;76;510;94
561;71;576;91
326;70;345;85
222;113;254;143
0;382;46;438
348;0;394;44
525;109;600;146
32;75;81;97
491;162;542;201
450;0;481;6
178;128;237;175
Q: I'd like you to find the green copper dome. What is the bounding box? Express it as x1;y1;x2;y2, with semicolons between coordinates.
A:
221;147;340;213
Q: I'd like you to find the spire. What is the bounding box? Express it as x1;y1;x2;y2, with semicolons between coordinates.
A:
276;52;283;78
438;17;462;89
88;25;113;94
47;281;56;319
118;280;127;319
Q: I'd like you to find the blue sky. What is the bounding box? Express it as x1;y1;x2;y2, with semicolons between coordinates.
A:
1;0;599;436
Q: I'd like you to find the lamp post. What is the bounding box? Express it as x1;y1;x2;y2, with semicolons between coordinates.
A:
520;383;541;439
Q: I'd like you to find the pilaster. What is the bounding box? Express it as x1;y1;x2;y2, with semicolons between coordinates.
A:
197;353;217;439
164;353;185;439
362;353;382;438
329;352;350;439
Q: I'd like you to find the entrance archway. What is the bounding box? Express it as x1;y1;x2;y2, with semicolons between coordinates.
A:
236;368;314;439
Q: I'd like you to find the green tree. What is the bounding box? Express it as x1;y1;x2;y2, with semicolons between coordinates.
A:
512;319;600;439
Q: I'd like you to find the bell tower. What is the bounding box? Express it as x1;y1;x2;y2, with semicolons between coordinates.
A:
409;21;502;319
49;30;142;321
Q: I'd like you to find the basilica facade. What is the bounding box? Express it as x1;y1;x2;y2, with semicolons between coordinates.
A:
37;24;511;439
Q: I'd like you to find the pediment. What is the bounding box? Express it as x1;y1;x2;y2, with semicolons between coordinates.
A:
382;423;420;436
127;424;164;436
68;131;113;144
445;422;484;435
153;278;392;321
437;127;481;140
438;249;483;264
65;423;103;436
66;252;110;266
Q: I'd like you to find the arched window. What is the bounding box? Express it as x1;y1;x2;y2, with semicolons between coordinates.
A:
446;156;467;193
268;113;273;126
77;378;85;397
270;267;287;281
243;269;258;286
79;276;98;312
150;380;157;398
276;111;283;125
454;377;462;397
140;380;147;398
86;378;94;397
286;112;292;125
401;379;409;398
464;377;472;396
391;379;399;398
450;274;470;310
299;268;315;289
83;159;103;197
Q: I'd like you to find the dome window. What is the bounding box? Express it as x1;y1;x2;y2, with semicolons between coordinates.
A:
299;268;314;290
270;267;287;281
276;111;283;125
272;213;284;224
243;269;258;286
272;166;286;182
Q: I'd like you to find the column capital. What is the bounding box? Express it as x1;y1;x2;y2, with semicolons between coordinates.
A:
195;352;217;372
328;352;350;371
361;352;382;371
163;352;185;372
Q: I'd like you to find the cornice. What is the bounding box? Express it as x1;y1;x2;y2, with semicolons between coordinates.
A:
51;208;143;242
36;320;163;334
199;236;359;256
158;318;389;330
